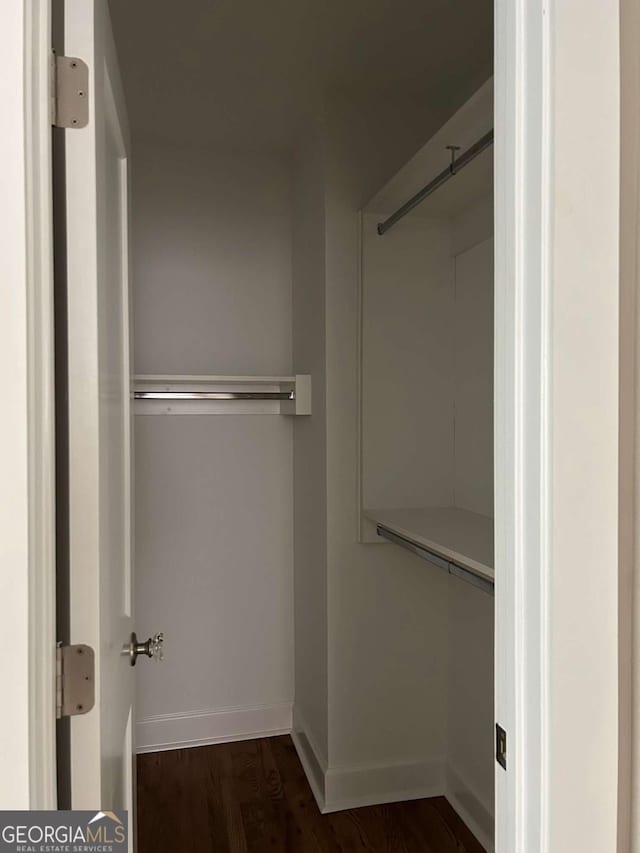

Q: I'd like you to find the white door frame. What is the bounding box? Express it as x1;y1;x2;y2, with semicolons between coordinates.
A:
2;0;626;847
495;1;623;851
0;0;56;809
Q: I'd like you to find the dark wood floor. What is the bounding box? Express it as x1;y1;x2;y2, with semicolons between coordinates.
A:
137;735;485;853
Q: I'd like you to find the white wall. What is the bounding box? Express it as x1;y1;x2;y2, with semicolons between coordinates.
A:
133;144;292;375
447;582;494;838
452;215;494;517
447;203;494;842
322;92;472;801
291;129;329;768
361;213;455;519
132;143;295;749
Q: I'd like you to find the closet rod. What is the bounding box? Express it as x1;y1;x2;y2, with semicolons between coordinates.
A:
376;524;494;596
134;391;295;401
377;129;494;236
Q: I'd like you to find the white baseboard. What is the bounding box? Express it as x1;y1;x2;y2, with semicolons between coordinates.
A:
292;709;445;814
136;702;292;753
323;756;445;813
291;706;328;811
445;764;495;852
291;732;326;811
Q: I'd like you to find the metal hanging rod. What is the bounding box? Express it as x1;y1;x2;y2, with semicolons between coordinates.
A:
377;129;494;236
134;391;295;401
376;524;494;596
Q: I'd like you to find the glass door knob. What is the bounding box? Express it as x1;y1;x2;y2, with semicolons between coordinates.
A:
128;631;164;666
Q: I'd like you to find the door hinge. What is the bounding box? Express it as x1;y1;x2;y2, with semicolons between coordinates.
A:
56;643;95;719
496;723;507;770
51;53;89;128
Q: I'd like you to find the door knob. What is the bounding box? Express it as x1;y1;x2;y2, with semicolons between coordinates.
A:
128;632;164;666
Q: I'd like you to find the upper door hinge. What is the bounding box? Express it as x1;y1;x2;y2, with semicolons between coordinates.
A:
51;53;89;129
56;643;95;719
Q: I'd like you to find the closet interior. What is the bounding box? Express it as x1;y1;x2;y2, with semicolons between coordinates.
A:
107;0;495;849
359;81;495;844
361;81;494;596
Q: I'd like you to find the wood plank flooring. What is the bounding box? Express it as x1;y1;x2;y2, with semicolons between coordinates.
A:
137;735;486;853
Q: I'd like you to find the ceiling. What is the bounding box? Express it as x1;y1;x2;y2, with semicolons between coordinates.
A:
108;0;493;153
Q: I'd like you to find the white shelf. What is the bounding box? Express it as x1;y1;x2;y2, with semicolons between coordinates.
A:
133;374;311;416
364;506;494;584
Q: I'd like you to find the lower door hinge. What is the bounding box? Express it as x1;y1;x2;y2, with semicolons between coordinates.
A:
56;643;95;719
51;53;89;128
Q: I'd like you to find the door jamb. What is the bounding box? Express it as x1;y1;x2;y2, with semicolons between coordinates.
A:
25;0;57;808
494;0;549;847
495;1;622;850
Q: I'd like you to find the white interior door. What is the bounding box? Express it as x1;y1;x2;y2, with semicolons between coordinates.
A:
63;0;134;814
